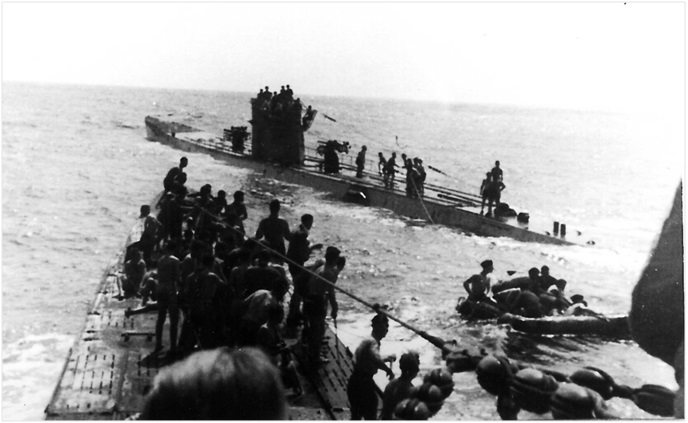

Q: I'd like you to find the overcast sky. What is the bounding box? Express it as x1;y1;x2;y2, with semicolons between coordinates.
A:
2;2;684;112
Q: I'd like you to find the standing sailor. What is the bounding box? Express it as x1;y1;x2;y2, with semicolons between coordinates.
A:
163;157;188;192
378;152;387;176
491;160;503;181
347;314;396;420
286;214;323;327
254;199;292;263
356;145;367;178
139;205;162;266
381;352;421;419
155;240;181;354
302;247;342;364
383;152;400;189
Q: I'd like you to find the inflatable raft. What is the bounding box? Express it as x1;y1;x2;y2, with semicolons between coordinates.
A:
497;313;630;337
456;297;630;337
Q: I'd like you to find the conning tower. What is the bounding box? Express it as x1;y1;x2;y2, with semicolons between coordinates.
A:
251;93;311;166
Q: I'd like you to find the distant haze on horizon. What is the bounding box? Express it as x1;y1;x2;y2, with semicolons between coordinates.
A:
2;2;684;113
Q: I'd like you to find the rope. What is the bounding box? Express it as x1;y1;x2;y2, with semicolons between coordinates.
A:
408;173;435;225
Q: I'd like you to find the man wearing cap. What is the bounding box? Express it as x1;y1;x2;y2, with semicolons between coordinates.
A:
302;246;343;364
463;260;499;304
348;313;396;420
381;351;420;419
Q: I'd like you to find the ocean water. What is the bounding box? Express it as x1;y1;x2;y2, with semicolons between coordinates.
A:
2;82;683;420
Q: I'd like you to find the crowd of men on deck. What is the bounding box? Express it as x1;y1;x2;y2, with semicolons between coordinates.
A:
125;157;423;419
375;151;427;197
255;84;305;116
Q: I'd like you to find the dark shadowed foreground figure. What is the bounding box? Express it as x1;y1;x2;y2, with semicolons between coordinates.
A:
141;347;286;420
629;182;684;418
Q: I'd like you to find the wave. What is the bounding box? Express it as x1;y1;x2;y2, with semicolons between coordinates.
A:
3;332;76;421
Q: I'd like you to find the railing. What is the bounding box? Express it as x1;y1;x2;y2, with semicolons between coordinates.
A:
303;146;481;207
172;133;479;208
178;133;253;157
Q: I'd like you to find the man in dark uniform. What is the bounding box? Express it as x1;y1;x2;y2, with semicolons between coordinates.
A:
383;152;399;189
356;145;367;178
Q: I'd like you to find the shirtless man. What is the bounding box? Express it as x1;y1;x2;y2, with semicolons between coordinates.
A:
381;351;420;419
378;152;387;176
491;160;503;182
254;199;292;263
481;176;506;216
155;241;181;353
239;289;277;346
225;191;248;234
139;205;162;265
463;260;499;304
124;269;160;318
180;254;223;350
286;214;322;280
243;250;289;300
255;303;304;397
163;157;188;192
303;247;342;364
347;314;396;420
123;249;146;298
286;214;323;327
